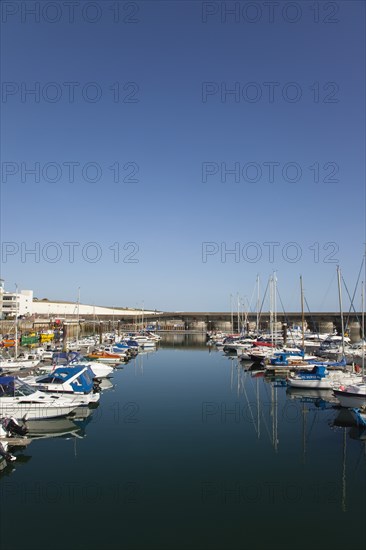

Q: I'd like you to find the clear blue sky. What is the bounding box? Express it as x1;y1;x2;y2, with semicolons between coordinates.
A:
1;1;365;312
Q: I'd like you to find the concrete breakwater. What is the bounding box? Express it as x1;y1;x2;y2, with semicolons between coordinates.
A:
0;311;364;342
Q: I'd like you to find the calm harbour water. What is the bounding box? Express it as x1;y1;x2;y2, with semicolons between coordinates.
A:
1;334;365;550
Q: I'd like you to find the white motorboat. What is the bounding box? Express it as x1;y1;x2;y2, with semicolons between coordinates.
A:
0;355;41;371
0;376;80;420
68;358;113;378
23;366;100;405
287;365;361;389
86;350;125;364
333;382;366;408
42;351;115;378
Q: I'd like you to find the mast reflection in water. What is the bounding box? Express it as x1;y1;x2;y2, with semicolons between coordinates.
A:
0;335;365;550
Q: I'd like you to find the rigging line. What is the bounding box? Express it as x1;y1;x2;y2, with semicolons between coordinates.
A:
275;284;296;345
342;275;361;329
247;280;257;314
241;372;258;436
260;408;272;442
258;277;270;325
262;375;272;401
343;257;364;327
306;408;318;440
319;270;337;311
247;287;256;313
304;296;321;339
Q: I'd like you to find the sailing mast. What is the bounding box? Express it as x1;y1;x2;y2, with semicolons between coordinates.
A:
76;287;80;346
337;266;345;358
14;283;18;358
230;294;233;333
256;274;260;337
269;275;274;346
300;275;305;350
237;293;240;335
256;377;260;439
364;245;366;378
362;279;364;378
273;272;277;347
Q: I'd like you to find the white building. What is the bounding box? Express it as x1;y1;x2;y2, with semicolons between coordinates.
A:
0;280;159;319
32;300;157;318
0;282;34;319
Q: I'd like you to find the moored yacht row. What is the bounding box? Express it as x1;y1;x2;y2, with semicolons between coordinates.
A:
0;330;160;469
213;331;366;417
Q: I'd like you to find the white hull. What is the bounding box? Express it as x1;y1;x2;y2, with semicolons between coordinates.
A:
70;361;113;378
288;378;333;389
288;372;360;390
333;393;366;409
0;359;40;370
333;383;366;408
88;356;122;364
0;402;77;420
140;342;156;348
22;381;100;405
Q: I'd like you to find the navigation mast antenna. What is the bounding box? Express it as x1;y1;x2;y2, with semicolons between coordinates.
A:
15;283;18;358
300;275;305;350
230;294;234;333
273;272;277;347
76;287;80;346
362;279;364;378
363;243;366;378
237;292;240;334
337;266;345;357
256;274;260;337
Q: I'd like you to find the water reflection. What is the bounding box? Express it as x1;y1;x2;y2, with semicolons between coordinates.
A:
98;378;115;391
228;360;365;515
228;358;365;449
1;338;365;550
160;333;207;349
28;406;96;438
0;453;32;478
0;404;97;475
26;416;85;440
130;347;158;376
286;387;338;408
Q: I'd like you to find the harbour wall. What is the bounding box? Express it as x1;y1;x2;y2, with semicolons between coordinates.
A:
1;312;364;342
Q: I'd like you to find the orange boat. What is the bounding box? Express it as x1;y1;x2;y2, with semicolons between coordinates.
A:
1;339;16;348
